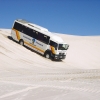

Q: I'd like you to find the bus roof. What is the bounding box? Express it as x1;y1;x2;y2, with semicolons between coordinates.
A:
15;19;65;44
16;19;48;32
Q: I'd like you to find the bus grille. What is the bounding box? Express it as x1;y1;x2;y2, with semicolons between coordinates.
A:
59;53;64;55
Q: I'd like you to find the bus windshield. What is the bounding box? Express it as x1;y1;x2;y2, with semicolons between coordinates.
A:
58;44;69;50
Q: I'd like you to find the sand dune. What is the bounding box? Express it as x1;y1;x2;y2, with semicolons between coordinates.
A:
0;29;100;100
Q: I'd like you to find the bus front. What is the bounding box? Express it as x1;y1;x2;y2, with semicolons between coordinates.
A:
50;42;69;60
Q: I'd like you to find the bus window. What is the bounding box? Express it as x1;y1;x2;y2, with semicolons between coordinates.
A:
37;32;50;44
38;33;44;42
43;35;50;44
49;40;58;50
13;22;23;32
32;30;38;39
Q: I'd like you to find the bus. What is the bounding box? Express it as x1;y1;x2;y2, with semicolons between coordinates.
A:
11;19;69;60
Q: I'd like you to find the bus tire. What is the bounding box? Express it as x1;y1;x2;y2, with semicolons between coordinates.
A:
19;39;24;46
45;52;51;59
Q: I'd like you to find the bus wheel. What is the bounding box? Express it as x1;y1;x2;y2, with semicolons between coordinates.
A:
19;40;24;46
45;52;50;59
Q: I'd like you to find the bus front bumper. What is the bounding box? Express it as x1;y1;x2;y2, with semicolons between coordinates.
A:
51;54;66;59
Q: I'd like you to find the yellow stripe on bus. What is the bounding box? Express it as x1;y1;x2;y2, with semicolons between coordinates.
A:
12;28;20;40
50;46;55;54
24;41;45;53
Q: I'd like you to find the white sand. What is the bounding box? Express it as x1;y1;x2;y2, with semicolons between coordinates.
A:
0;29;100;100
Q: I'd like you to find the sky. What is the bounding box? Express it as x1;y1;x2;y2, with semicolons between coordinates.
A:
0;0;100;36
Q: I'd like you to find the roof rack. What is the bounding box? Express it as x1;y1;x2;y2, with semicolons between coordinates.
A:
16;19;29;24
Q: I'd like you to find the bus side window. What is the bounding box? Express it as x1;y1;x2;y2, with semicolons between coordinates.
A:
43;35;50;44
28;29;33;37
50;40;57;50
38;33;44;42
25;27;32;37
13;22;20;31
37;33;50;44
22;26;27;35
13;22;23;33
13;22;18;29
32;30;38;39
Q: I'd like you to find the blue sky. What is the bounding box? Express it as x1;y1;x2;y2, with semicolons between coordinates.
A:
0;0;100;36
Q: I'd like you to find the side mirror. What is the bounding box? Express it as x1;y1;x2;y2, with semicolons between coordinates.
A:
67;44;69;50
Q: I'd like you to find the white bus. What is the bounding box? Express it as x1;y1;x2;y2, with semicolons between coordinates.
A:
11;19;69;60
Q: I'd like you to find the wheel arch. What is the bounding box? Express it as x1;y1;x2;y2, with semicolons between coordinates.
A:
44;49;52;56
19;39;24;45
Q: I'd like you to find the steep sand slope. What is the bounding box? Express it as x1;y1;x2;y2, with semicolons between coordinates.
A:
0;29;100;100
